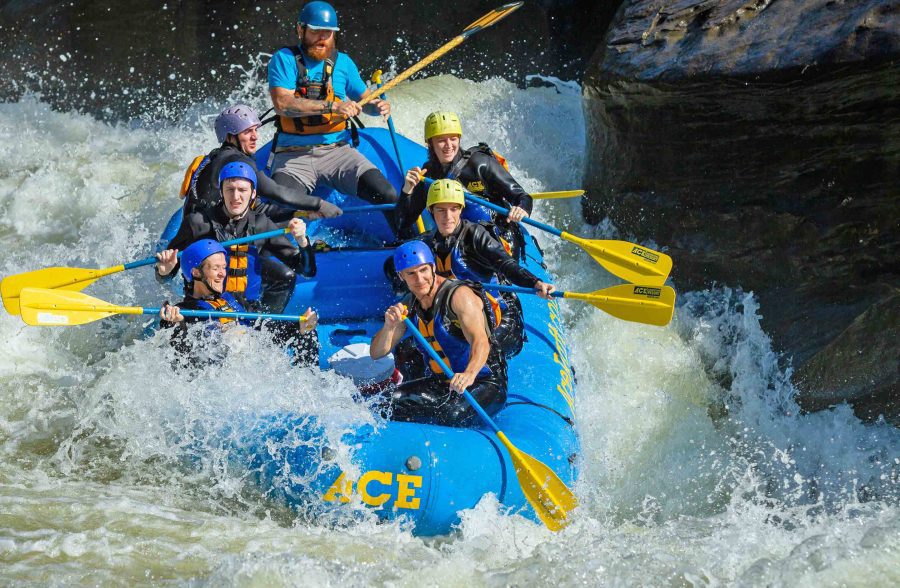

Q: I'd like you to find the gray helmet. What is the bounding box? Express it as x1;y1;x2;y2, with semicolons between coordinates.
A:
214;104;261;143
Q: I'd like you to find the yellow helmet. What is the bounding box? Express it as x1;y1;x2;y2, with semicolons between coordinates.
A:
426;179;467;209
424;111;462;141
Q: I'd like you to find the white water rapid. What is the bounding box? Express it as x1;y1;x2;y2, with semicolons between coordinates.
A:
1;64;898;586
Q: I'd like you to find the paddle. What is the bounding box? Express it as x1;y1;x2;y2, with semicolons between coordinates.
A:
420;177;672;286
371;70;427;235
19;288;309;327
530;190;585;200
0;227;296;315
370;70;406;174
401;315;577;531
1;204;393;315
483;283;676;327
357;2;524;107
294;203;396;217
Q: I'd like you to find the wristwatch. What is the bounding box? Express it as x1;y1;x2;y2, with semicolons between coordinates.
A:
323;100;334;114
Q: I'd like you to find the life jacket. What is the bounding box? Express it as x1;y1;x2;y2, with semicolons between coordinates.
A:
432;223;510;312
438;143;510;224
223;244;262;301
446;143;510;195
276;46;348;137
193;291;245;324
409;279;503;378
209;219;264;302
180;154;211;200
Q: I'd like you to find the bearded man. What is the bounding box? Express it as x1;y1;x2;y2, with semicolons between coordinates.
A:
267;1;400;236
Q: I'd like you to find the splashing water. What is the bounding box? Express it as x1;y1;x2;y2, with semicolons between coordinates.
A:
1;63;898;586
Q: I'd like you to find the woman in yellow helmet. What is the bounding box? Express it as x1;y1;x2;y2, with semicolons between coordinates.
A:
397;112;532;252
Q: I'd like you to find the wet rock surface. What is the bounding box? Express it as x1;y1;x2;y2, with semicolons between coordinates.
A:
582;0;900;422
795;293;899;426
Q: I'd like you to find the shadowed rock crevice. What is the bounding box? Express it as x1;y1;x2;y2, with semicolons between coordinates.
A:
583;0;899;423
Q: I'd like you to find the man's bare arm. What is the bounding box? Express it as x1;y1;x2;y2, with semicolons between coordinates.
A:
270;87;331;118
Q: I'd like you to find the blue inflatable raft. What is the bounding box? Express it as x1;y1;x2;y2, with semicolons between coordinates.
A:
160;128;579;535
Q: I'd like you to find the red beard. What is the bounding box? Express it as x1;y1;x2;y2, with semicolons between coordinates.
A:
303;36;336;61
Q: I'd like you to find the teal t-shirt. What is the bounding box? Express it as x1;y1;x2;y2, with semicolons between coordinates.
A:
268;47;368;147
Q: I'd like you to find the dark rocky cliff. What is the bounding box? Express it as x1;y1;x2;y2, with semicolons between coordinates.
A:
582;0;899;423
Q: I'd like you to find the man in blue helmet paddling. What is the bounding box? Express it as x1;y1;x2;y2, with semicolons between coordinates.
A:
159;239;318;365
266;1;400;235
180;103;342;220
370;241;507;426
158;162;316;315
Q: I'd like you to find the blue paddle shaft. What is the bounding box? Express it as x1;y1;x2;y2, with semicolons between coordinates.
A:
145;308;306;322
401;317;500;434
123;227;289;271
374;81;406;174
421;177;563;237
125;203;397;272
480;283;564;298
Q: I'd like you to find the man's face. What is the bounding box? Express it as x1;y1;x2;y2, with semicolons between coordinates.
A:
399;263;436;298
299;26;336;61
430;203;463;237
234;125;259;155
430;134;460;164
222;178;255;218
193;252;227;294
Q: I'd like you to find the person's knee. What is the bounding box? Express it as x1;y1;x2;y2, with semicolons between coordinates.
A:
357;169;398;204
261;257;295;284
467;382;506;419
496;307;525;358
273;171;307;193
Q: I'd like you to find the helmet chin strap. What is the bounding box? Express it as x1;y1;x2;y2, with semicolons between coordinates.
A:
193;271;224;298
425;264;437;298
202;276;224;296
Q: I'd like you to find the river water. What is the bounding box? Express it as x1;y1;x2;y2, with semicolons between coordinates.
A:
1;62;898;586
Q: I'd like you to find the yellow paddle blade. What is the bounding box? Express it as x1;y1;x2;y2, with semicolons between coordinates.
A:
496;432;577;531
530;190;585;200
19;288;141;327
560;232;672;286
463;1;523;33
567;284;676;326
1;265;125;315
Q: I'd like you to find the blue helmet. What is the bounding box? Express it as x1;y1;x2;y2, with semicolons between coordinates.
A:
298;1;339;31
181;239;227;282
218;161;257;190
394;241;435;273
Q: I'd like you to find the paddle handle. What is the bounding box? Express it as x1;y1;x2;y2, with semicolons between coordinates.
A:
401;317;500;434
480;283;564;298
145;308;307;322
420;177;563;237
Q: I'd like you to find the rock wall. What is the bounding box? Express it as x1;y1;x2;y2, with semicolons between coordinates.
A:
582;0;899;422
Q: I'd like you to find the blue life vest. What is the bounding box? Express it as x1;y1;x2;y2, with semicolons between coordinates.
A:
193;291;250;325
409;280;503;378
